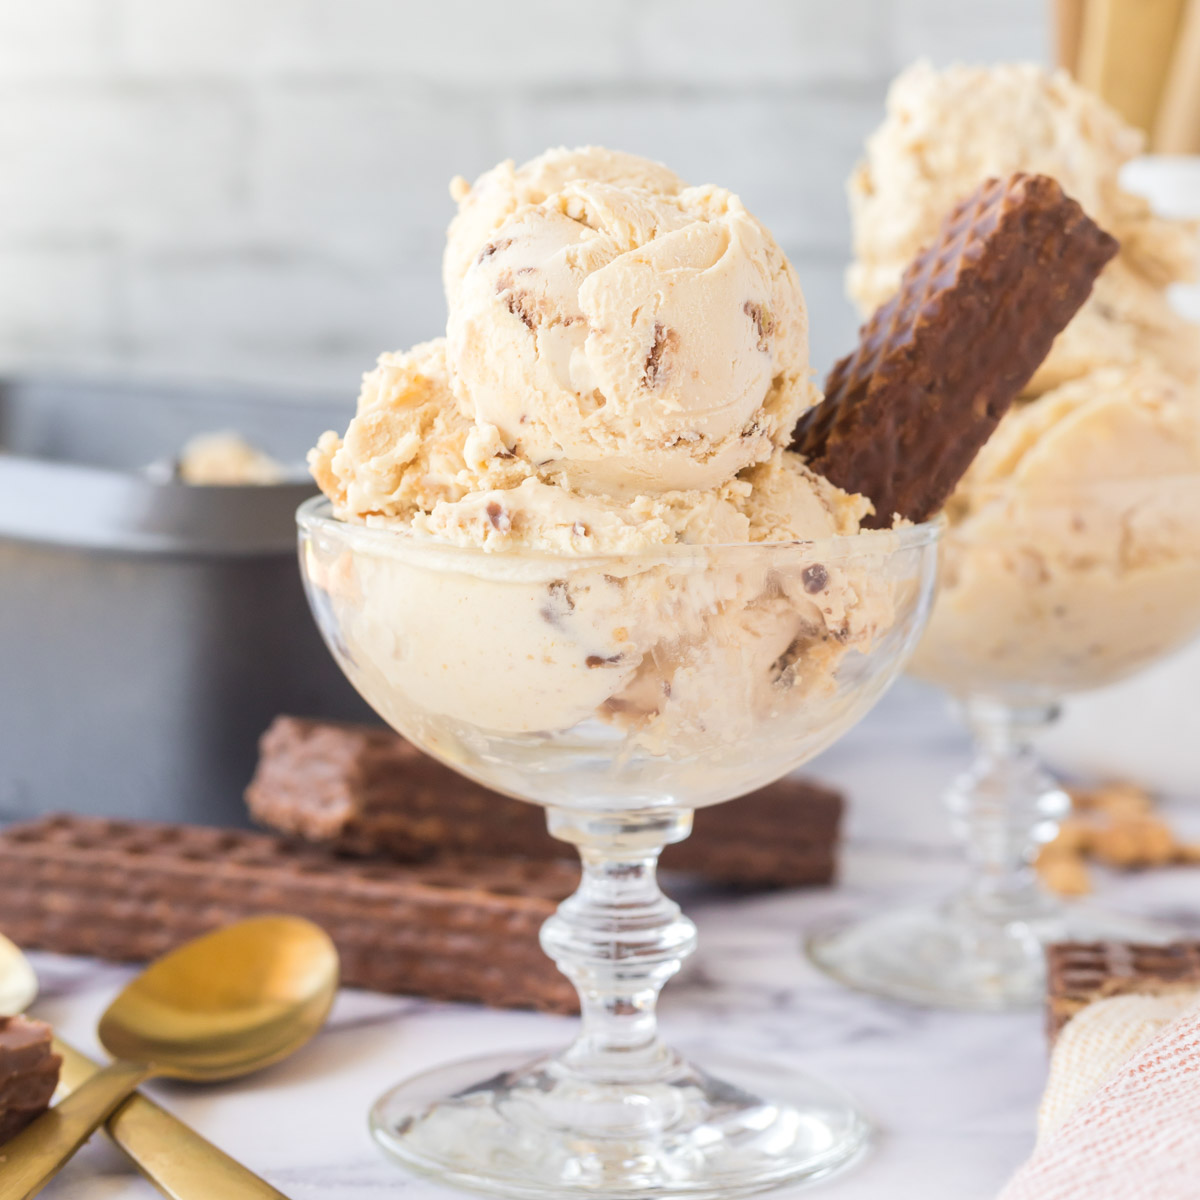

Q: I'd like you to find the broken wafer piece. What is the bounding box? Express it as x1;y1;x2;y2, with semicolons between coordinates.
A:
246;717;844;888
0;815;579;1015
1046;941;1200;1042
793;173;1119;527
0;1016;60;1146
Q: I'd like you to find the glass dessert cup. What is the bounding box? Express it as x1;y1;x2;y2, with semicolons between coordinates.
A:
298;496;940;1199
809;476;1200;1011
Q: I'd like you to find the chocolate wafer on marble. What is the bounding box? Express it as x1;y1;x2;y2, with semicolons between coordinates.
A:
0;815;579;1014
1046;940;1200;1042
793;173;1119;528
246;716;843;888
0;1016;60;1146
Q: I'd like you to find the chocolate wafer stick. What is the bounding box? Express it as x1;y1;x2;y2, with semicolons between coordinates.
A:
0;1017;60;1146
246;717;843;888
793;173;1119;528
1046;940;1200;1041
0;815;579;1015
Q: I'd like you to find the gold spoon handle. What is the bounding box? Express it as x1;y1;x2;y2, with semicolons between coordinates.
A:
54;1039;290;1200
0;1058;154;1200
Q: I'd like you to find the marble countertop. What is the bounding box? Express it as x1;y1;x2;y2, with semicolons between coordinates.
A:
29;680;1200;1200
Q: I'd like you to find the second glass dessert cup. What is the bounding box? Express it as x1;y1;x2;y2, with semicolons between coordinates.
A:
298;497;939;1199
809;476;1200;1011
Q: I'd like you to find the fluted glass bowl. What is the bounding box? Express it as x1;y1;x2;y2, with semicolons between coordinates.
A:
298;496;940;1200
810;475;1200;1011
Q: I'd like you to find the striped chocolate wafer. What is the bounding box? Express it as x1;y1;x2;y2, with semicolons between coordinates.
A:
793;173;1118;527
0;815;579;1014
246;716;843;889
1046;940;1200;1042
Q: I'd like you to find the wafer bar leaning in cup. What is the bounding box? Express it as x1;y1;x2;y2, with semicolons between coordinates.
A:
793;173;1119;527
0;815;579;1014
246;717;844;888
1046;940;1200;1042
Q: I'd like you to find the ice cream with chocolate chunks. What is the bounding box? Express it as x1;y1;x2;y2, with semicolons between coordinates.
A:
310;147;888;747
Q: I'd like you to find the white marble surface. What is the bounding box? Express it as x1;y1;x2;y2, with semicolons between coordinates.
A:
27;680;1200;1200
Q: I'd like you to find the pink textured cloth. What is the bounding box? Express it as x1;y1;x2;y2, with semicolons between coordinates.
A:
998;1001;1200;1199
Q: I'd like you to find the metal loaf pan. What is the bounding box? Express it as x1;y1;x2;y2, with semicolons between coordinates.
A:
0;375;374;827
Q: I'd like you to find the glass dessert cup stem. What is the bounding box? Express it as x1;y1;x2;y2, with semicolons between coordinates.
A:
371;806;870;1199
946;699;1070;931
807;697;1176;1011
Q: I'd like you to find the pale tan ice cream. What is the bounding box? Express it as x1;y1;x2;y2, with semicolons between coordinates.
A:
849;61;1200;393
310;147;893;749
849;62;1200;699
911;365;1200;696
447;179;813;496
443;146;685;308
178;432;285;486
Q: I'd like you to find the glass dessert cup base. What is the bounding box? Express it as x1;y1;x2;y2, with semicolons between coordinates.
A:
370;1046;869;1200
808;696;1182;1011
808;896;1176;1011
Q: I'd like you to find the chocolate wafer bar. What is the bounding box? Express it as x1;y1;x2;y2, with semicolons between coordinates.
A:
246;717;843;888
0;815;579;1015
793;173;1118;527
1046;941;1200;1042
0;1016;60;1146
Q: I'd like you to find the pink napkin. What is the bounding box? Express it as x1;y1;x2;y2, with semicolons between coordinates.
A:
999;999;1200;1199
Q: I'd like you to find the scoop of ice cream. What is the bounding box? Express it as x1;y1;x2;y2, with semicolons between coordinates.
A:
405;450;868;555
848;61;1200;392
324;450;884;743
311;146;889;753
850;61;1197;305
1024;260;1200;392
964;365;1200;490
310;338;530;521
915;365;1200;696
444;146;685;308
446;180;813;495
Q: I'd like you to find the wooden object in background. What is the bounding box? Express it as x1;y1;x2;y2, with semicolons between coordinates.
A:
1155;0;1200;151
1054;0;1087;73
1077;0;1187;135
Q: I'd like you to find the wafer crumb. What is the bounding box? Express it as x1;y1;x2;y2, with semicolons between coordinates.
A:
1035;781;1196;896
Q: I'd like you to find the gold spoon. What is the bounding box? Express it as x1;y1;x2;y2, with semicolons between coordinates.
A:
0;916;338;1200
1;931;300;1198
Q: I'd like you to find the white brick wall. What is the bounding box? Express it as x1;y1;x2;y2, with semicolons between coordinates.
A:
0;0;1048;399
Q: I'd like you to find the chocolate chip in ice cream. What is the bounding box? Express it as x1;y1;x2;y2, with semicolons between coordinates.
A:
743;301;774;352
477;238;513;265
503;292;536;332
802;564;829;594
643;324;678;388
495;270;538;331
539;580;575;628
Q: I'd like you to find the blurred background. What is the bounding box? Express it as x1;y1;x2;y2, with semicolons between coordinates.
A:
10;0;1200;827
0;0;1048;401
